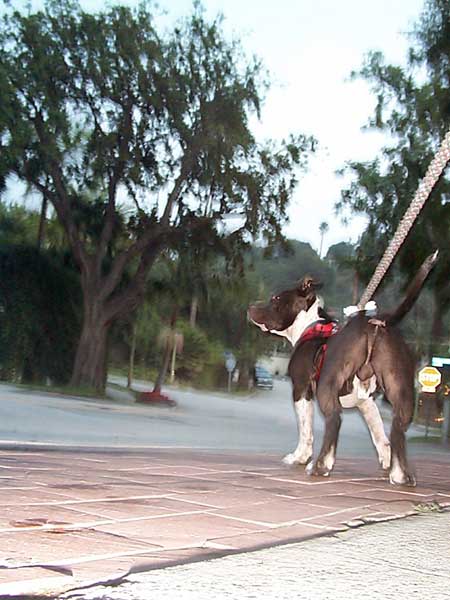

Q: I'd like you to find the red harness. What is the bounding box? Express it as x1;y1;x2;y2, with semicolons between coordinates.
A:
298;320;339;381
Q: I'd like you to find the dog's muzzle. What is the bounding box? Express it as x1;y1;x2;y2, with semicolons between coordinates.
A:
247;306;271;332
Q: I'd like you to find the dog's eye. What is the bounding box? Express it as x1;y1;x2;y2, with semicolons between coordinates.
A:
272;295;280;303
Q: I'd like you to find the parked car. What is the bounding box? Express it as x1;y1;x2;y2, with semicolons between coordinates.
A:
253;365;273;390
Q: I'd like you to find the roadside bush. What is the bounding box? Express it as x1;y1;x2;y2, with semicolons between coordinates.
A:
0;246;81;384
174;321;225;386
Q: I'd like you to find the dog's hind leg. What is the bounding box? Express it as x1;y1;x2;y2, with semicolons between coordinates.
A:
307;391;342;477
377;376;415;485
283;396;314;466
306;410;341;476
357;398;391;470
371;338;416;486
389;411;416;486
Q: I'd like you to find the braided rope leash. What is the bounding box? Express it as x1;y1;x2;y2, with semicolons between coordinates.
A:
358;129;450;309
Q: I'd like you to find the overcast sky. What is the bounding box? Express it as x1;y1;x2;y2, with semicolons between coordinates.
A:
155;0;425;254
9;0;426;254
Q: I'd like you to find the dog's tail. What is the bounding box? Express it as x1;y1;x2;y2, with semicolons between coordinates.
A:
384;250;438;326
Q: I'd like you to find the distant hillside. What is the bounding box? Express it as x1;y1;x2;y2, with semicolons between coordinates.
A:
248;240;356;319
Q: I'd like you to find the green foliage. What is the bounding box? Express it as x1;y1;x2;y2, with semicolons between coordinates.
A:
0;201;68;251
115;253;270;388
0;0;313;257
0;245;81;383
175;320;223;383
132;302;162;371
0;0;315;389
0;203;40;245
337;0;450;349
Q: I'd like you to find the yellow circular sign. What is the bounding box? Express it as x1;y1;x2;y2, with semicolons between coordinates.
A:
418;366;441;392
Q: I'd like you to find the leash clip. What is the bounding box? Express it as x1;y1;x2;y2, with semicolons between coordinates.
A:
343;300;377;318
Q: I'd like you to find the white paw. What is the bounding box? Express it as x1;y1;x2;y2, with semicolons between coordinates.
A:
389;456;416;486
283;452;312;466
305;460;314;474
306;460;330;477
389;470;416;487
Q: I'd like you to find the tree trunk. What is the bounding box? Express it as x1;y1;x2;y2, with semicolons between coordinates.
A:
127;321;137;389
70;296;110;394
352;270;360;305
153;339;172;393
21;353;39;384
153;308;178;393
190;294;199;327
238;360;251;390
37;194;48;251
67;225;162;394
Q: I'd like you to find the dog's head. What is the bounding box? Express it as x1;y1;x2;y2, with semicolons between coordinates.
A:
248;275;322;334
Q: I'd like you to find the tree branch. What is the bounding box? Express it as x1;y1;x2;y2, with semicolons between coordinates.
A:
31;112;89;271
160;143;199;227
97;220;165;304
96;97;134;275
23;166;88;272
102;236;164;323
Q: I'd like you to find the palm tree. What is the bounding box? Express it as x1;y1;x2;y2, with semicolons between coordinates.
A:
319;221;329;258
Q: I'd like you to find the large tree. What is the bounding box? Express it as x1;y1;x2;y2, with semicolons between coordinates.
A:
0;1;314;391
337;0;450;351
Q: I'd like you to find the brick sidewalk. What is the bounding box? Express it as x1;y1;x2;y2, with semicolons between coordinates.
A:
1;447;450;598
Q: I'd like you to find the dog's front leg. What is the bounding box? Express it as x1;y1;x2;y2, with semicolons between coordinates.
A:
283;397;314;466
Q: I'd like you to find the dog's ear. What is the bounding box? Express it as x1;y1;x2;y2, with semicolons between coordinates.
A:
297;275;322;295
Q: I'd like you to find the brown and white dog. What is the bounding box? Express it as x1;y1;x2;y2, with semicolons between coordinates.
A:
248;252;438;486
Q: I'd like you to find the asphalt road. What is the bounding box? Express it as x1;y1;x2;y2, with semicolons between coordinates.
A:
0;378;441;460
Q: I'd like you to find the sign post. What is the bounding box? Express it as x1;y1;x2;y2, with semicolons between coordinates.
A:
442;397;450;442
224;352;236;393
432;358;450;442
